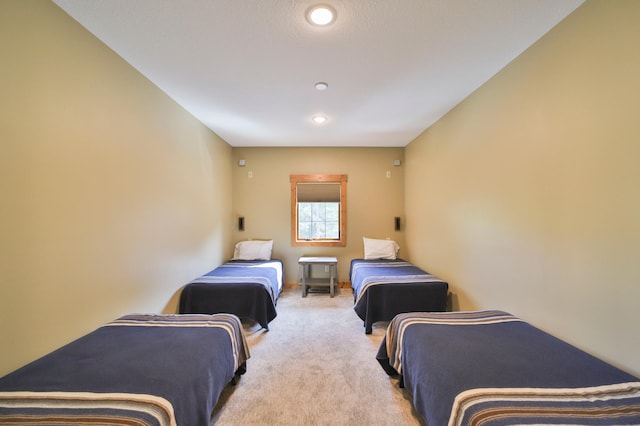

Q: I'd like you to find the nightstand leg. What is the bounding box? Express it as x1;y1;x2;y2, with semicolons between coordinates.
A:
330;264;335;297
301;264;308;297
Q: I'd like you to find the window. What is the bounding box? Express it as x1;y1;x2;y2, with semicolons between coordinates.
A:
290;174;347;246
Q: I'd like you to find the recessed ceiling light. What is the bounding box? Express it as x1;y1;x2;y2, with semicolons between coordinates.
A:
306;5;336;26
314;82;328;91
312;115;328;124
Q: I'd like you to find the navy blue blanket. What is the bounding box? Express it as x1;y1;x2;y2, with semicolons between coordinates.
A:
179;259;283;330
0;313;249;426
377;311;640;425
350;258;448;334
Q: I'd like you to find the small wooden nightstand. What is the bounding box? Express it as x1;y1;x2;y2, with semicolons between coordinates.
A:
298;257;338;297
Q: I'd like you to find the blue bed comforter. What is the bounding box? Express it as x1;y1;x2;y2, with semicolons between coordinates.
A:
179;259;283;330
350;258;448;333
0;313;249;426
377;310;640;425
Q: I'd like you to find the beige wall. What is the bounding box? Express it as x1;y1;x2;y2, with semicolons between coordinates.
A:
0;1;233;376
405;0;640;376
231;147;405;283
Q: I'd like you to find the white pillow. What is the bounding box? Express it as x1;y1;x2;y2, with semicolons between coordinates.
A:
363;237;399;260
232;240;273;260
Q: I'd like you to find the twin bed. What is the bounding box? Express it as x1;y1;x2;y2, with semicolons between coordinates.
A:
355;239;640;424
0;313;249;425
377;310;640;425
350;238;448;334
350;258;448;334
0;240;277;425
179;259;283;330
179;240;283;331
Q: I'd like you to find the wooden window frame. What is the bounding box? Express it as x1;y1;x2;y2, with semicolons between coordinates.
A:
290;174;347;247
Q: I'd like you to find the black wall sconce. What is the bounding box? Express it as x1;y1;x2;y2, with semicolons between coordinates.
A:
238;216;245;231
394;217;401;231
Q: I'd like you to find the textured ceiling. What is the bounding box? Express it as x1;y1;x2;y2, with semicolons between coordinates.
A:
53;0;584;147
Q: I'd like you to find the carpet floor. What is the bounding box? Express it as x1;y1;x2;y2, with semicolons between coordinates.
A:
211;287;425;425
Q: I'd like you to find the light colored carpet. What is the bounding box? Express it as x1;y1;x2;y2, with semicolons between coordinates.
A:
211;288;425;425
